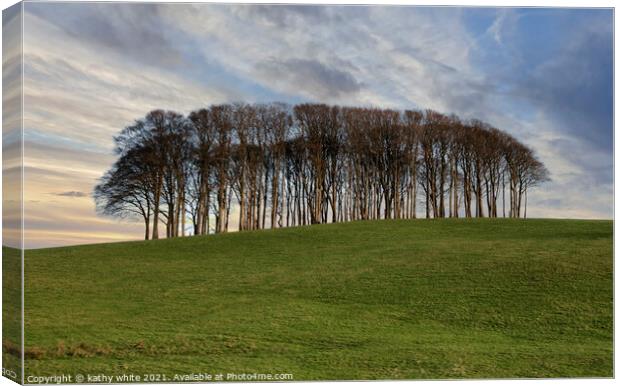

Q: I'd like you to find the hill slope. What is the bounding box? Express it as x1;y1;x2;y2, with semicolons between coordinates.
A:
19;219;612;379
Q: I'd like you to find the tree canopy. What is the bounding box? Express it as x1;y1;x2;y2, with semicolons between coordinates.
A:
95;103;549;240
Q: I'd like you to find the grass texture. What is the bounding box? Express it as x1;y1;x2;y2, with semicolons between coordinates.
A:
11;218;613;380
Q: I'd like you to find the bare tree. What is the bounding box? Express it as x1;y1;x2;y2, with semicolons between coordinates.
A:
98;102;550;239
94;144;156;240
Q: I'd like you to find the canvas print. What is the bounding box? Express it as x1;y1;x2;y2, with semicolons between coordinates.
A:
2;2;613;383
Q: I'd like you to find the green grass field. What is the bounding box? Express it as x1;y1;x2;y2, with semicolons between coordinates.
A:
13;219;614;380
3;246;21;382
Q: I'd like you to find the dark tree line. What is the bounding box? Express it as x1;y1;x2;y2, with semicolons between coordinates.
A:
95;103;549;240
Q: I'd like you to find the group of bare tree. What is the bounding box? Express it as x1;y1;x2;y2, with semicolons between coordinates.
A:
95;103;549;240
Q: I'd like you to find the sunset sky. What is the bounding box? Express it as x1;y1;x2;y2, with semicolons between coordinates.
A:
12;3;613;248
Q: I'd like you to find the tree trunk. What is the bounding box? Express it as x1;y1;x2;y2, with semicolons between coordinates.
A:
152;174;162;240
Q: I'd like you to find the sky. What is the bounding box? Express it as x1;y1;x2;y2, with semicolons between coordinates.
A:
11;3;614;248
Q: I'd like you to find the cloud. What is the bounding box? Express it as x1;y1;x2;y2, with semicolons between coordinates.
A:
52;191;88;198
163;4;479;109
256;58;363;100
239;4;335;29
485;9;521;46
23;9;238;150
26;3;184;69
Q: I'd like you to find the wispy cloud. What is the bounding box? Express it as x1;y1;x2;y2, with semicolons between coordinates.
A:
256;57;363;100
51;191;88;198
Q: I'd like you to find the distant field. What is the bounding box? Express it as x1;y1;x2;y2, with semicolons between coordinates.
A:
12;219;613;380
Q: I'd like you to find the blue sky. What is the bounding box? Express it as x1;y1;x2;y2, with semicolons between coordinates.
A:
16;4;613;247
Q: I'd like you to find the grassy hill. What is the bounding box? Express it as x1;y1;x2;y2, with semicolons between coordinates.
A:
14;218;613;380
